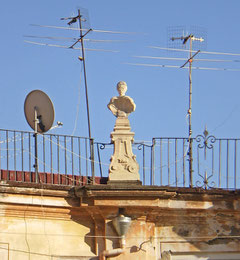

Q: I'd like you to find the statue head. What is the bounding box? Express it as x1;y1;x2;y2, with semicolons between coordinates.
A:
117;81;127;97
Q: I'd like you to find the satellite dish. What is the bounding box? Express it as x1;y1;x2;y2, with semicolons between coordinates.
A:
24;90;55;133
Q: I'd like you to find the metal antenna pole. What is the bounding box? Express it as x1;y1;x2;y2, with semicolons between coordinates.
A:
78;9;92;140
172;34;203;187
77;9;95;184
188;37;193;187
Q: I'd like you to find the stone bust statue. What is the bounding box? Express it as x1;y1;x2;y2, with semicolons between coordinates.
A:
108;81;136;117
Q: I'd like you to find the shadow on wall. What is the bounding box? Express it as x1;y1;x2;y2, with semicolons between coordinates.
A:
64;191;97;258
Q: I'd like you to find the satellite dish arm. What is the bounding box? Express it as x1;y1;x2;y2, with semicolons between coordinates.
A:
37;115;45;132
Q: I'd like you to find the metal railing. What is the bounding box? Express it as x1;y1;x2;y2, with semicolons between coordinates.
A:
0;128;240;190
151;134;240;189
0;129;95;185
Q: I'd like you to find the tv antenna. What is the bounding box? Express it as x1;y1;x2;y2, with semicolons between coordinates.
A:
24;90;55;181
24;8;135;138
171;33;204;187
125;25;240;187
60;9;93;139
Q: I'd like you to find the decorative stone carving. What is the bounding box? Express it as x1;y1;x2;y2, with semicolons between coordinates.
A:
108;81;136;117
107;81;140;184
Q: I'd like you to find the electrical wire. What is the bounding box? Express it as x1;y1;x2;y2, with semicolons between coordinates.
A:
124;62;240;71
0;232;239;240
148;46;240;57
24;40;119;53
38;133;109;166
70;63;83;136
133;55;240;63
30;24;137;34
211;105;239;133
24;35;130;43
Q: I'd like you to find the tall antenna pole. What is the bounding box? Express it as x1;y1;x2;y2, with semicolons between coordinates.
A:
61;10;95;183
77;9;95;184
171;34;203;187
78;9;92;140
188;37;193;187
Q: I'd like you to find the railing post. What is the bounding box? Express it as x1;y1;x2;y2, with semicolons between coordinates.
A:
6;131;9;180
189;136;193;188
143;144;145;186
151;138;156;186
90;138;95;185
96;143;103;178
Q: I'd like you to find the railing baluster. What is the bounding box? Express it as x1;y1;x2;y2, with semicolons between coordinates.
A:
234;140;237;190
50;135;53;184
78;138;81;179
0;131;1;180
183;139;185;187
219;140;222;188
212;146;214;177
71;136;74;185
85;139;88;179
6;131;9;180
43;135;46;174
197;145;200;178
175;139;178;187
96;143;102;178
14;131;16;180
160;139;162;186
151;139;155;186
64;136;67;185
226;140;229;189
29;133;31;178
90;139;95;185
168;138;170;186
143;144;145;185
57;135;60;184
21;132;24;181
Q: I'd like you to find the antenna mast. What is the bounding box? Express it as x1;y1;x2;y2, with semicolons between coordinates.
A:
62;9;92;139
61;9;95;183
78;9;92;139
171;34;204;187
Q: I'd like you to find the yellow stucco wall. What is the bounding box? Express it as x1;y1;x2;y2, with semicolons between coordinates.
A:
1;184;240;260
0;216;95;260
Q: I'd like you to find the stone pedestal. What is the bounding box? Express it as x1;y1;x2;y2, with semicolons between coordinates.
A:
108;117;140;184
107;81;141;185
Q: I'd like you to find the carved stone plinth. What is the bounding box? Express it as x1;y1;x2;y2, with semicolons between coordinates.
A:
107;81;141;185
108;117;140;183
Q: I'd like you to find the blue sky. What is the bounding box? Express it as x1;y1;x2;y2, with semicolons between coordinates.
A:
1;0;240;143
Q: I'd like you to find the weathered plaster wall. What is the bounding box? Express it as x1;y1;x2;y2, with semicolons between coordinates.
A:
0;184;96;259
1;183;240;260
0;216;95;259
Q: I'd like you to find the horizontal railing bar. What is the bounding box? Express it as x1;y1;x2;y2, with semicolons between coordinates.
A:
153;137;240;141
0;129;93;140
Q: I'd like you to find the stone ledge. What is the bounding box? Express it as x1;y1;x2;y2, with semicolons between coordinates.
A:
107;180;142;186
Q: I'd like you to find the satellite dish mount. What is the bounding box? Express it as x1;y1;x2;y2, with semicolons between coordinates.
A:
24;90;55;182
